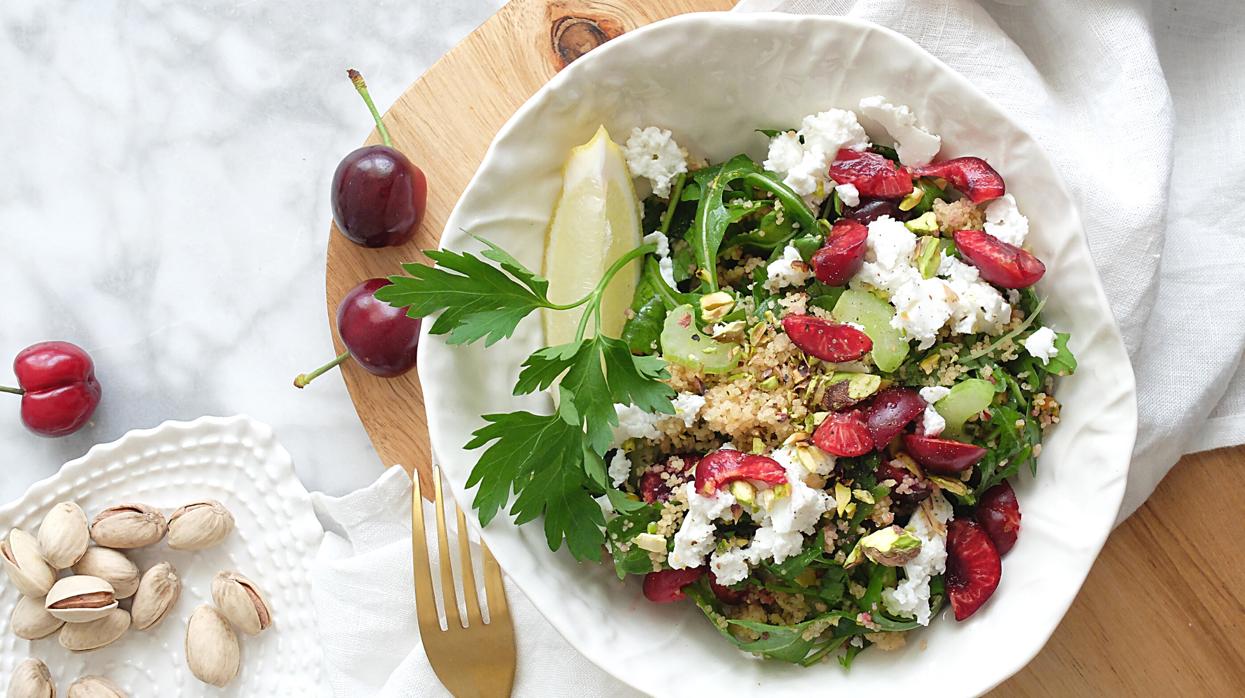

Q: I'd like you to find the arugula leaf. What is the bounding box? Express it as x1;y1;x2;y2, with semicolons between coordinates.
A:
692;155;816;290
378;246;555;347
1046;332;1077;376
605;501;662;579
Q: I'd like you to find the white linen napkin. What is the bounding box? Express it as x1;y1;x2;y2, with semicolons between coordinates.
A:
312;2;1245;695
310;467;642;697
735;0;1245;519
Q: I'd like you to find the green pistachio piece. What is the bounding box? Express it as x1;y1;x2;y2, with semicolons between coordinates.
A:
905;211;939;235
859;525;923;567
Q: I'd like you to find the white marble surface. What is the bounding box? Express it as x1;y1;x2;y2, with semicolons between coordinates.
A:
0;0;505;503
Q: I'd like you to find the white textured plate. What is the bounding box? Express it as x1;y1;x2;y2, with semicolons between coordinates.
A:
420;13;1138;698
0;415;324;696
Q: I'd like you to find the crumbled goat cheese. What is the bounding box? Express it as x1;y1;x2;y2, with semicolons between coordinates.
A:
624;126;688;198
709;547;750;587
851;217;1011;349
919;386;950;437
643;231;677;287
857;96;942;166
984;194;1030;246
706;446;832;585
763;109;869;204
670;392;707;428
763;244;813;292
1024;326;1060;365
608;449;632;487
669;483;736;569
882;492;954;625
834;182;861;207
612;403;662;445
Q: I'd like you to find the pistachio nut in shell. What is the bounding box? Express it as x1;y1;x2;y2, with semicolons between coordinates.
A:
72;547;140;599
2;529;56;598
186;605;240;687
11;595;65;640
45;575;119;623
8;658;54;698
131;562;181;631
59;608;130;652
37;501;90;569
211;570;272;635
67;676;127;698
166;500;234;551
89;504;167;549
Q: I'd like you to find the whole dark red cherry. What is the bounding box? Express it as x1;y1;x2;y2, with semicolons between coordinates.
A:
294;278;421;388
331;69;428;248
3;341;101;437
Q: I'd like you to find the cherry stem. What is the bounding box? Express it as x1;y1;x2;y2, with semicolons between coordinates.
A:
347;68;393;148
294;350;351;389
0;385;23;396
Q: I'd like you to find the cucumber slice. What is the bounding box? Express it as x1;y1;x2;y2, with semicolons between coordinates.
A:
660;304;740;374
831;290;910;373
934;378;996;436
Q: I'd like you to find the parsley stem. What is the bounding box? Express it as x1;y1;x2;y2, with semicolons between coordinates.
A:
293;350;351;389
571;243;658;342
658;172;687;235
347;69;393;148
0;385;23;396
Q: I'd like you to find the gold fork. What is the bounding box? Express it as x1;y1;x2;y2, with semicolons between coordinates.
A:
411;466;516;697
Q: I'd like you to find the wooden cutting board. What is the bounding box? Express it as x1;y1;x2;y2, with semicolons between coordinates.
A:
323;1;1245;694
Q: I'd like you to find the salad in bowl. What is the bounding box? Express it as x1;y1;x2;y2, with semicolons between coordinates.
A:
380;94;1075;667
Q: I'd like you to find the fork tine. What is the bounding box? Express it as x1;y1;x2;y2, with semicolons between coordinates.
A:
410;472;441;635
455;506;484;627
432;466;461;629
480;540;510;623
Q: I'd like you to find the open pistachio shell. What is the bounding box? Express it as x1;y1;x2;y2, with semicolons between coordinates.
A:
38;501;90;569
2;529;56;598
72;547;140;599
59;608;130;652
67;675;128;698
185;605;240;687
11;595;65;640
89;504;167;549
167;500;234;551
45;575;119;623
131;562;181;631
8;658;54;698
211;570;272;636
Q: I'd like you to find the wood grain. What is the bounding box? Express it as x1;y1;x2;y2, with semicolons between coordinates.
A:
323;0;1245;693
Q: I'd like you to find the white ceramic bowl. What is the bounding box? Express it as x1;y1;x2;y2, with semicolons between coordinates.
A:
0;416;324;696
420;13;1137;697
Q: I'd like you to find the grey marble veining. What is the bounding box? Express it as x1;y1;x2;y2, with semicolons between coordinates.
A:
0;0;506;502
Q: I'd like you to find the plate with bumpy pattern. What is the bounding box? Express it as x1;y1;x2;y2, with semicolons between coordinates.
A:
0;415;324;696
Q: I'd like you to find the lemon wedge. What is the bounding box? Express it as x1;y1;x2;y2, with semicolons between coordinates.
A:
542;126;643;348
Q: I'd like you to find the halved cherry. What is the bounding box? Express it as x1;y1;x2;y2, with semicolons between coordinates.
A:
864;387;926;450
953;230;1045;289
903;434;987;475
811;219;869;286
782;315;873;363
640;454;701;504
829;149;913;199
695;450;786;496
910;157;1005;203
945;519;1002;621
709;573;748;605
643;568;706;603
812;409;874;457
976;481;1022;555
